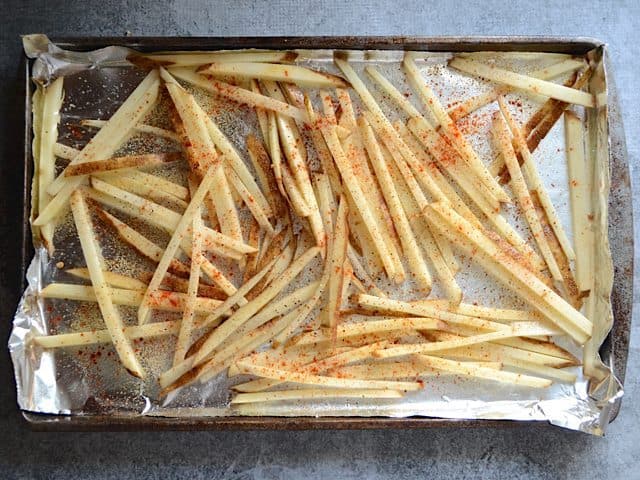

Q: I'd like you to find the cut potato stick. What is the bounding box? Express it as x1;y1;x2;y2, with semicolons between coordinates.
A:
198;61;349;88
34;70;161;227
173;212;204;364
375;323;555;359
493;111;563;283
53;142;80;161
295;317;445;346
281;163;312;217
88;178;252;257
529;191;582;308
319;103;402;283
265;109;288;198
347;245;386;298
34;320;180;349
246;134;286;217
169;67;307;121
41;283;222;315
427;202;592;343
565;111;593;293
138;164;218;324
251;80;271;146
64;152;179;177
414;300;542;322
273;278;327;345
326;196;349;328
359;116;432;291
448;57;594;107
192;247;321;364
35;77;64;252
126;170;190;201
231;388;402;404
101;173;188;213
69;190;144;378
66;268;147;291
425;331;575;368
235;361;422;391
135;50;298;67
79;119;180;142
403;55;509;204
497;97;576;261
418;355;551;388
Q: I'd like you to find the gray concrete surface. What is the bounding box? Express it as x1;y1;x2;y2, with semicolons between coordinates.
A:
0;0;637;478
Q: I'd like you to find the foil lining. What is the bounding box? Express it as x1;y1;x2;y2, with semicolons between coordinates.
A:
10;34;624;435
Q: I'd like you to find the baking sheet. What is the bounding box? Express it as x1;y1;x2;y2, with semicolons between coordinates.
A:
10;35;625;435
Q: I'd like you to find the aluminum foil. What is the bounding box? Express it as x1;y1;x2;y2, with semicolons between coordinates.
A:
11;34;623;435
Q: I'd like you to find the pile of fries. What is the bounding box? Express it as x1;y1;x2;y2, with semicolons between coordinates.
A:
31;48;599;411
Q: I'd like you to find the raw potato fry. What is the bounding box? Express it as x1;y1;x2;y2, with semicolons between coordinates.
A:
418;355;552;388
235;361;422;391
565;111;594;293
134;50;298;67
126;171;190;201
53;142;80;161
295;317;445;345
40;283;221;314
66;268;148;291
246;134;286;217
174;212;204;364
35;77;64;252
415;300;543;322
101;173;188;213
325;196;349;328
497;97;576;261
448;57;595;107
403;55;509;204
64;152;180;177
492;111;563;282
374;323;556;359
69;190;145;378
198;61;350;88
169;67;307;121
35;71;161;227
79;119;180;142
34;320;181;349
231;388;403;404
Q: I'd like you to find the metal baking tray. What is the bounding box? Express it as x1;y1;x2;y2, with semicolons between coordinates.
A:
18;36;633;431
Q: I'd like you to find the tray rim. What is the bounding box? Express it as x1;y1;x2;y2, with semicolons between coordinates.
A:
18;35;633;432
